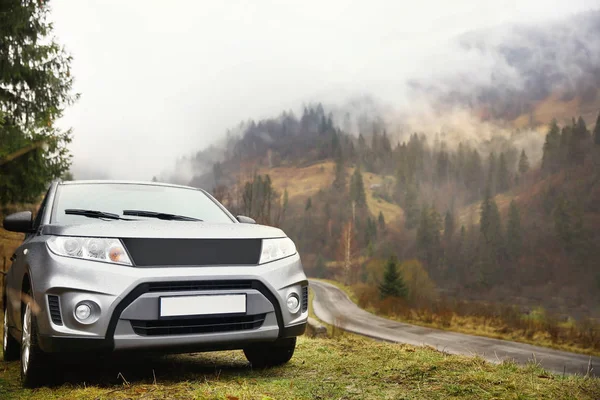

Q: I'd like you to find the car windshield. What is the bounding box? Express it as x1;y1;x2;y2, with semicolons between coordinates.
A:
51;183;234;225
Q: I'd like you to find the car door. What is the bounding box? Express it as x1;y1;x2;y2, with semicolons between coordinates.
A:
5;188;51;335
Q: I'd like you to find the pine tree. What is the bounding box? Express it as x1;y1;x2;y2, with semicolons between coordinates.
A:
594;110;600;146
378;211;386;232
404;184;420;229
333;151;346;189
480;189;503;246
518;149;530;175
497;153;510;193
444;210;455;243
553;196;574;250
0;0;77;206
506;200;522;260
487;152;498;196
305;197;312;211
542;119;561;173
378;255;408;299
315;255;327;278
349;168;367;207
417;204;442;268
569;116;590;165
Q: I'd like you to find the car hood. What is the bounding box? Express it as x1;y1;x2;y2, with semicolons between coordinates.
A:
41;220;286;239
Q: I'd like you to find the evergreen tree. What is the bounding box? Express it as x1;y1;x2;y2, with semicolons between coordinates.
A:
349;168;367;206
506;200;522;260
594;110;600;146
480;189;503;246
465;150;484;198
305;197;312;212
542;119;561;173
444;210;455;243
378;211;386;232
378;255;408;299
552;196;582;251
479;188;504;272
314;255;327;278
569;116;590;165
417;204;442;268
0;0;77;206
333;151;346;189
404;184;420;229
487;152;498;196
497;152;510;193
518;149;530;175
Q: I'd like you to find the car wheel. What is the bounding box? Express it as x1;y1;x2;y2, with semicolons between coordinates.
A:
243;337;296;368
3;306;20;361
20;291;51;388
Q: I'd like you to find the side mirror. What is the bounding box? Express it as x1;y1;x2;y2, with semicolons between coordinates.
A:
236;215;256;224
3;211;34;233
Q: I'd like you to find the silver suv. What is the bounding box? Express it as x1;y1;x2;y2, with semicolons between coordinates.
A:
2;180;308;387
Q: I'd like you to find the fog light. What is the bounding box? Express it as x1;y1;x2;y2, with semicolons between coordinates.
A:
75;303;92;321
287;293;300;313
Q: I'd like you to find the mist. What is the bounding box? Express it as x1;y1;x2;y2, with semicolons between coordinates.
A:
49;0;600;182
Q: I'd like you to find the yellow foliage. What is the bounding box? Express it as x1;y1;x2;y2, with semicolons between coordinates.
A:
399;259;438;306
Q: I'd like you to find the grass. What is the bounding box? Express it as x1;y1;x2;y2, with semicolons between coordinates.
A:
251;161;405;227
318;279;600;357
1;334;599;399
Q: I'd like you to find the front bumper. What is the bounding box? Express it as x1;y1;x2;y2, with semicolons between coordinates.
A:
30;251;308;353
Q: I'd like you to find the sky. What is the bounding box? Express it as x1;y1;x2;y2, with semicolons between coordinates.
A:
50;0;599;180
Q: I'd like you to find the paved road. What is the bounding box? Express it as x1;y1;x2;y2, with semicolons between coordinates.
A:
310;280;599;377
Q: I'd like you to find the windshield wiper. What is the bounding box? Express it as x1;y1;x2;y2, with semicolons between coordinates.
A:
122;210;202;222
65;209;133;221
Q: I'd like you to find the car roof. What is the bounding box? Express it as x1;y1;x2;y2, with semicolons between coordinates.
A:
58;180;201;191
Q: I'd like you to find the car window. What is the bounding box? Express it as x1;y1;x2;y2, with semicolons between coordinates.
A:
51;183;234;225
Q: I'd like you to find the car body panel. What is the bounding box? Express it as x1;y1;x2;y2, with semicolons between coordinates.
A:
3;180;308;356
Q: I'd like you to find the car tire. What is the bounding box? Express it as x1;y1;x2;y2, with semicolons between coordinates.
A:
20;289;52;388
243;337;296;368
3;305;20;361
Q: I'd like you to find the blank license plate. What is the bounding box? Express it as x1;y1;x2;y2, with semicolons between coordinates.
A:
160;294;246;317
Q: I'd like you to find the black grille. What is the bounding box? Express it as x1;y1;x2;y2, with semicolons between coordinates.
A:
131;314;266;336
47;295;63;325
148;280;253;293
301;285;308;312
121;238;262;267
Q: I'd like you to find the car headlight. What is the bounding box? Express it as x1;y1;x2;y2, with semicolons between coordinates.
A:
47;236;132;265
259;237;297;264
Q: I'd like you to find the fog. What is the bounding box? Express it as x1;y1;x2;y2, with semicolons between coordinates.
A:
50;0;599;181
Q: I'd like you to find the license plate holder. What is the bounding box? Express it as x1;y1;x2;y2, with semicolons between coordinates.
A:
159;294;247;318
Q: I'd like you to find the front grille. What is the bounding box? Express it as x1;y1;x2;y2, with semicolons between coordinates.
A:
301;285;308;312
121;238;262;267
131;314;266;336
47;295;63;325
148;280;253;293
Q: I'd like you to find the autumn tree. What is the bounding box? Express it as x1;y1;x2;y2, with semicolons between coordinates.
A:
337;220;358;284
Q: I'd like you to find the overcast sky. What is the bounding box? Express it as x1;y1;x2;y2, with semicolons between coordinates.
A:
50;0;598;180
